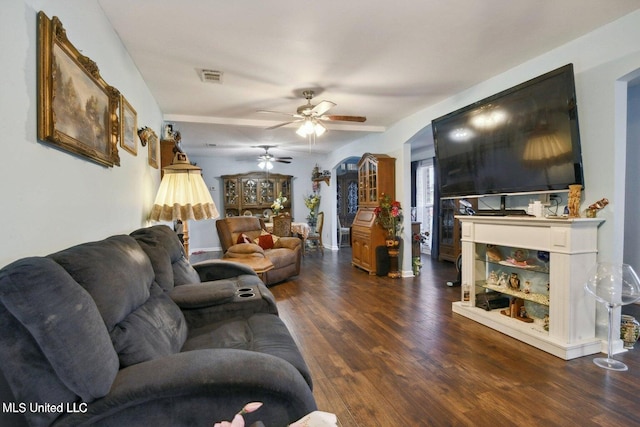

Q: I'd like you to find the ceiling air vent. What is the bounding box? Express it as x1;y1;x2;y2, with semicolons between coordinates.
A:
200;69;223;83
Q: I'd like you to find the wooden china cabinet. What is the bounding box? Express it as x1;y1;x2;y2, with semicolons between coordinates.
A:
220;172;293;218
351;153;396;274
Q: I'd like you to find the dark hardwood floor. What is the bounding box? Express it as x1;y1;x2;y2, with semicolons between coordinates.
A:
263;249;640;427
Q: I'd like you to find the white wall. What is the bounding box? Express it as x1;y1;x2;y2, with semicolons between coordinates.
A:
325;9;640;273
188;153;328;251
0;0;162;266
3;2;640;275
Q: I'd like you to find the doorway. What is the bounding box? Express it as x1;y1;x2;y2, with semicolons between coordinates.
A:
336;157;359;247
415;159;435;254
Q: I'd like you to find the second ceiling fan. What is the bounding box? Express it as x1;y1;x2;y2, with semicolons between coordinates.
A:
260;90;366;137
256;145;292;170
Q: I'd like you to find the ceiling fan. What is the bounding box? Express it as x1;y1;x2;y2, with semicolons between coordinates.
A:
255;145;292;170
259;90;366;137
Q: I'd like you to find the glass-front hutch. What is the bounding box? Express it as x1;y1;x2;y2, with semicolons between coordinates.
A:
221;173;293;218
351;153;395;274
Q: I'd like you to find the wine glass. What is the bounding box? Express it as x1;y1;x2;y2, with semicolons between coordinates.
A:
584;262;640;371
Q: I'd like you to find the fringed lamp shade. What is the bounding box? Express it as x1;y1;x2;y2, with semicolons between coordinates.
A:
149;170;218;221
149;152;219;256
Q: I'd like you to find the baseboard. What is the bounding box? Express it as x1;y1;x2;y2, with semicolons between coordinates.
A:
190;246;221;255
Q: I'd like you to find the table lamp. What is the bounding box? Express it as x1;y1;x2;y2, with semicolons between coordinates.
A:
149;152;219;257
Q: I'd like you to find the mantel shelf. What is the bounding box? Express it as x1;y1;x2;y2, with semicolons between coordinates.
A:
456;216;604;360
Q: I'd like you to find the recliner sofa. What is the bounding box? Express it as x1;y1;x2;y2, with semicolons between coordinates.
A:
216;217;302;285
0;225;315;427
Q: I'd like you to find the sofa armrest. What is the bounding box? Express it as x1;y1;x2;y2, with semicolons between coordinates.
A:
52;349;317;427
226;243;266;256
275;237;302;250
169;282;237;308
193;259;258;281
170;280;278;327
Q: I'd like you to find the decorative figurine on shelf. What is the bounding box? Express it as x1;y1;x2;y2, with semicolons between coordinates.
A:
586;197;609;218
311;164;321;180
506;248;529;266
498;272;508;288
488;270;498;285
486;244;502;262
519;306;528;318
509;273;521;290
501;298;534;323
567;184;582;218
523;281;532;294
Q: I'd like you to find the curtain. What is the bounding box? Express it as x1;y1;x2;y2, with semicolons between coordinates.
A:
431;156;441;260
410;160;418;208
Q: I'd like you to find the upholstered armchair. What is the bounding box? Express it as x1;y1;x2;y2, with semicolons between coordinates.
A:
216;217;302;285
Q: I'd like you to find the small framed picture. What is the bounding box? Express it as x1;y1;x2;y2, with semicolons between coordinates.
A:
120;95;137;155
148;131;159;168
137;127;159;169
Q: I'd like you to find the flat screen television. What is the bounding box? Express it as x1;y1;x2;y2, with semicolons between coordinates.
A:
433;64;584;202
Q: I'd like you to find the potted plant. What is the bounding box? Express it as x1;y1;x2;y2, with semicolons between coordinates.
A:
303;193;321;227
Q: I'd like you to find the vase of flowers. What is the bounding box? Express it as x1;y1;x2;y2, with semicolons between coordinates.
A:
374;194;403;278
271;192;287;215
304;193;321;227
374;194;403;242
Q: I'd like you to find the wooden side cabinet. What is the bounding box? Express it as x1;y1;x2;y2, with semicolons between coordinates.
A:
352;208;388;274
438;198;477;262
352;153;395;274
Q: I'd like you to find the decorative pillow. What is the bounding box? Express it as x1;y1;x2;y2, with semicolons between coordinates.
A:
254;231;279;250
237;233;252;244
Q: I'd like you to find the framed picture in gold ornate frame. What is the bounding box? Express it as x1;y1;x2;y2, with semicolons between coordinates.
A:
120;95;137;155
37;11;120;167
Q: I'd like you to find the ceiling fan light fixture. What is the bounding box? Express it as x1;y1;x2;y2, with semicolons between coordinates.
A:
296;124;308;137
314;121;327;137
258;160;273;170
296;118;326;138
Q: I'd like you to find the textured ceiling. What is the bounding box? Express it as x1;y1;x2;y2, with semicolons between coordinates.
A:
98;0;640;160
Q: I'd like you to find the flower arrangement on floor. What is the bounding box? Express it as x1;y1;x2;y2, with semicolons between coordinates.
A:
413;230;429;244
303;193;321;225
373;194;403;240
412;256;423;276
271;192;287;215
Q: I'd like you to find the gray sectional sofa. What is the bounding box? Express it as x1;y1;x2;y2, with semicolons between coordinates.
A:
0;225;316;427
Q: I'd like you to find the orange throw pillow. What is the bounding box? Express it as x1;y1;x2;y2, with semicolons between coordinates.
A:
253;231;279;250
255;234;274;250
